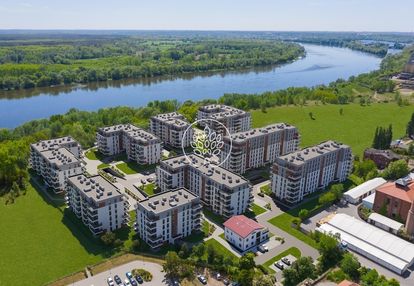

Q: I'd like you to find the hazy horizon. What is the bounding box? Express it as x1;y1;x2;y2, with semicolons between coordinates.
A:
0;0;413;32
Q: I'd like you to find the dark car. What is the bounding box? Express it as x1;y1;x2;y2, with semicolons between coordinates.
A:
275;261;285;270
258;192;265;197
130;278;138;286
114;275;122;285
282;257;291;266
135;275;144;284
223;279;230;285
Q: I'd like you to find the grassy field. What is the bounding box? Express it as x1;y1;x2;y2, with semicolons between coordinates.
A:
116;162;156;175
245;203;267;218
141;183;156;196
204;238;238;261
262;247;301;274
251;103;413;156
0;183;111;286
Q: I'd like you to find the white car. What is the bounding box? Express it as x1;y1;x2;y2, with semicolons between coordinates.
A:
107;277;115;286
258;244;269;253
124;279;131;286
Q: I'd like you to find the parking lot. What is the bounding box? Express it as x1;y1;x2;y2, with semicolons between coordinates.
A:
268;254;297;273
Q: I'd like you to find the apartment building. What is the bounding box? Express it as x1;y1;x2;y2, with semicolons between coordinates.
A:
66;174;129;235
271;140;352;205
197;104;251;134
136;188;202;248
150;112;193;148
221;123;300;174
156;154;253;218
223;215;269;252
96;124;162;165
30;137;83;193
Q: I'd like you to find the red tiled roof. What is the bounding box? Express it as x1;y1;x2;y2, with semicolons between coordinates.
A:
223;215;264;238
376;182;414;203
337;280;360;286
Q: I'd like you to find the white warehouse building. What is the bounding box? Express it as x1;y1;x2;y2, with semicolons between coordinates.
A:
343;177;387;204
317;213;414;275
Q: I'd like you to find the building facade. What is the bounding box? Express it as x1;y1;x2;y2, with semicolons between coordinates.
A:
197;104;251;134
66;174;130;235
221;123;300;174
150;112;193;148
156;154;253;218
136;188;202;248
30;137;83;193
373;178;414;237
223;215;269;252
271;140;352;205
97;124;162;164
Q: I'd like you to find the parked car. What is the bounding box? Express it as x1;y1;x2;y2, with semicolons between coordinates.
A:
130;278;138;286
258;244;268;253
197;275;207;285
124;279;131;286
258;192;265;197
231;282;241;286
107;277;115;286
216;273;222;280
223;279;230;285
126;272;133;279
135;275;143;284
282;257;291;266
171;279;180;286
274;261;285;270
114;275;122;285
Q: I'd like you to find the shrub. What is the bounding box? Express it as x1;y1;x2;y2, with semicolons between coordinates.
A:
132;268;153;281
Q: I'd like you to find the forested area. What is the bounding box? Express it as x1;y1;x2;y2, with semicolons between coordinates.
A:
0;37;304;90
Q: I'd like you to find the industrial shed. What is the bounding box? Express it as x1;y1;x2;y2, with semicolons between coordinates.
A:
368;213;404;234
362;193;375;209
316;213;414;275
343;177;386;204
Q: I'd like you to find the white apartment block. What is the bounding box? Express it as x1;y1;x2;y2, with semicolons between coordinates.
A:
150;112;193;148
271;140;352;205
197;104;251;134
136;188;202;248
221;123;300;174
66;174;130;235
96;124;162;165
223;215;269;252
156;154;253;218
30;137;83;193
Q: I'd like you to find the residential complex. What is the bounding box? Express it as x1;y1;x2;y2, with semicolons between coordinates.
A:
156;154;253;218
30;137;83;193
197;104;251;134
271;140;352;205
136;188;202;248
97;124;162;165
66;174;130;235
150;112;193;148
373;177;414;237
220;123;300;174
223;215;269;251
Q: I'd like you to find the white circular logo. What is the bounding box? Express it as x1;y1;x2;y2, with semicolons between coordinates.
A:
181;118;233;167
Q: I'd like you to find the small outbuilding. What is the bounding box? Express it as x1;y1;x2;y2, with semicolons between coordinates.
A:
368;213;404;235
343;177;386;204
362;193;376;210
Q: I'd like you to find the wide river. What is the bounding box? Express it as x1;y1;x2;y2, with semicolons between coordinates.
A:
0;44;383;128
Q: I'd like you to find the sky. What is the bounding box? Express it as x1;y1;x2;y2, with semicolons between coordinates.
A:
0;0;413;32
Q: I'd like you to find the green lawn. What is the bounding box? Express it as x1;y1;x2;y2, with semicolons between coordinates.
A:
0;182;113;286
262;247;301;274
260;184;272;196
116;162;156;175
97;163;110;169
140;183;156;196
245;203;267;218
204;238;237;261
251;103;413;156
84;148;104;161
203;209;225;225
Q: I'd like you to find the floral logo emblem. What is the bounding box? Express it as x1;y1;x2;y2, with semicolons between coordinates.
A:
182;119;232;167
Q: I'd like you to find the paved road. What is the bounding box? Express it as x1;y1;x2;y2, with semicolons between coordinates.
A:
73;260;168;286
252;181;319;266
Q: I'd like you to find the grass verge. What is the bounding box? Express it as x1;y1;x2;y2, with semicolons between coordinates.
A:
262;247;301;274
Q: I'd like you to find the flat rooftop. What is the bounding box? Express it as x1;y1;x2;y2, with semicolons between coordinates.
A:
317;213;414;273
344;177;386;200
99;124;159;142
228;123;297;143
161;154;249;188
199;104;248;120
31;136;77;153
68;174;122;203
41;147;79;167
139;188;198;214
277;140;350;166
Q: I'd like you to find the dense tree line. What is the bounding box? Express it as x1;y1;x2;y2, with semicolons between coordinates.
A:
372;125;393;150
0;38;304;90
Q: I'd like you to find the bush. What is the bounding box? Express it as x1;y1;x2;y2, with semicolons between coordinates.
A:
132;268;153;281
327;269;350;283
100;232;116;245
